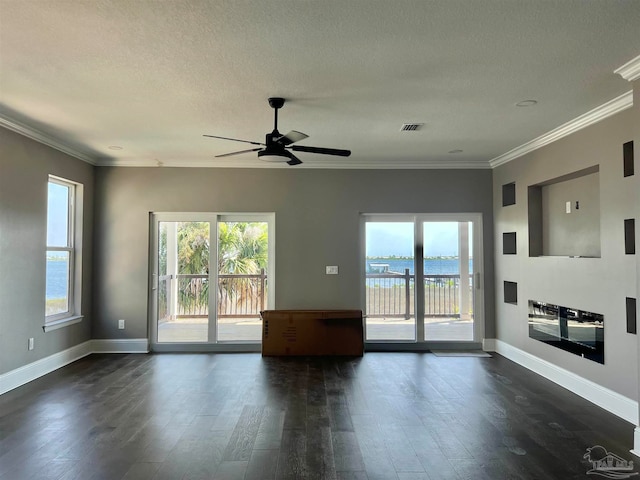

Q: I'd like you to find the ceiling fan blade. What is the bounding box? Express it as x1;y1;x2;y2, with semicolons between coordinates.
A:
276;130;309;146
286;152;303;166
289;145;351;157
204;134;264;146
215;147;262;158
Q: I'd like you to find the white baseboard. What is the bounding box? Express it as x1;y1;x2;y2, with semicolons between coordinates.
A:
493;339;638;425
631;427;640;458
0;340;93;395
91;338;149;353
0;338;149;396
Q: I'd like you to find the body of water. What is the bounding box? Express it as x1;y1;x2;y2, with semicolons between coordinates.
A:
47;258;470;300
46;259;69;300
366;258;472;275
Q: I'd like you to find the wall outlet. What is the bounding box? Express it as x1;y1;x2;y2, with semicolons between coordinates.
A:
326;265;339;275
118;319;125;329
28;338;34;351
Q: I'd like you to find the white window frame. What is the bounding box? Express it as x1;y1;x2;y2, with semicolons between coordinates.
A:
360;212;484;345
44;175;83;332
148;212;275;351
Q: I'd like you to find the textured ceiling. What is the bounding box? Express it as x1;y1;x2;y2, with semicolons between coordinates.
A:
1;0;639;168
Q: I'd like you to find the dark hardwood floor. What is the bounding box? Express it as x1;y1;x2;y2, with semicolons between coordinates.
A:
0;352;635;480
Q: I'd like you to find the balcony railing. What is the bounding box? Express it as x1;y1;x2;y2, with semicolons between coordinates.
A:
218;271;267;317
366;268;473;319
158;268;472;322
158;269;267;321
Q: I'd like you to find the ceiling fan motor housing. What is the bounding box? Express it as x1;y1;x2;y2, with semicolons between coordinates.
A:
266;131;282;146
268;97;285;109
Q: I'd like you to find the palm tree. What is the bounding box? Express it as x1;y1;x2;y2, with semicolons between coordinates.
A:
218;222;267;274
217;222;268;314
177;222;210;314
171;221;268;315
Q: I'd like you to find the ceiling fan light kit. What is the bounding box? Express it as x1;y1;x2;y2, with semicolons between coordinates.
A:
258;150;296;164
204;97;351;166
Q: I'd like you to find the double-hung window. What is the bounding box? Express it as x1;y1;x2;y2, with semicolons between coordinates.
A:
45;176;83;330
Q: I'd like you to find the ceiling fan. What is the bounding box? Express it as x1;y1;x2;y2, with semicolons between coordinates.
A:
204;97;351;166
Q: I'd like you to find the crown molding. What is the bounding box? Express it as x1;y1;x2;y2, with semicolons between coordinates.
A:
489;90;633;168
0;112;99;165
8;87;634;172
615;54;640;82
97;156;491;169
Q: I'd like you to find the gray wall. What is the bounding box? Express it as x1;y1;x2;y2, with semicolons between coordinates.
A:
0;128;94;375
493;107;638;400
93;167;495;340
633;80;640;422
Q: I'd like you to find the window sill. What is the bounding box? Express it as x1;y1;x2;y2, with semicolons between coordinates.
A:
43;315;83;332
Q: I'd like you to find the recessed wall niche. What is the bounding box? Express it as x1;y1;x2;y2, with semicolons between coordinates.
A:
503;232;517;255
627;297;637;335
502;182;516;207
623;141;634;177
528;165;601;257
504;281;517;304
625;219;635;255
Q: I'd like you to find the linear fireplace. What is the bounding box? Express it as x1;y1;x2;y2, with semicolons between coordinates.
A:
528;300;604;364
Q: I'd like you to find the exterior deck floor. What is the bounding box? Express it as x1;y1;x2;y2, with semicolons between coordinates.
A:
157;317;474;343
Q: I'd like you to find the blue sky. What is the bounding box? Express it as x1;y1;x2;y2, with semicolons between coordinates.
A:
47;182;69;247
366;222;472;257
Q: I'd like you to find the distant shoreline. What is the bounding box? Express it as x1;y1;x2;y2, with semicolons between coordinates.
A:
366;255;471;260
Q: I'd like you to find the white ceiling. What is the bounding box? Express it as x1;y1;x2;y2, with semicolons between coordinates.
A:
1;0;639;169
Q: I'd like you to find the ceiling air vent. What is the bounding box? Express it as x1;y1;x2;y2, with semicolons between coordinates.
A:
400;123;424;132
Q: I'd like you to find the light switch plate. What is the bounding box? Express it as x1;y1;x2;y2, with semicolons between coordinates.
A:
326;266;339;275
565;201;571;214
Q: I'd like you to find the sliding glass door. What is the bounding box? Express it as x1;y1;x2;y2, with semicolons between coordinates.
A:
422;221;474;341
364;220;416;341
149;213;274;351
216;219;269;342
363;214;483;344
156;219;212;343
